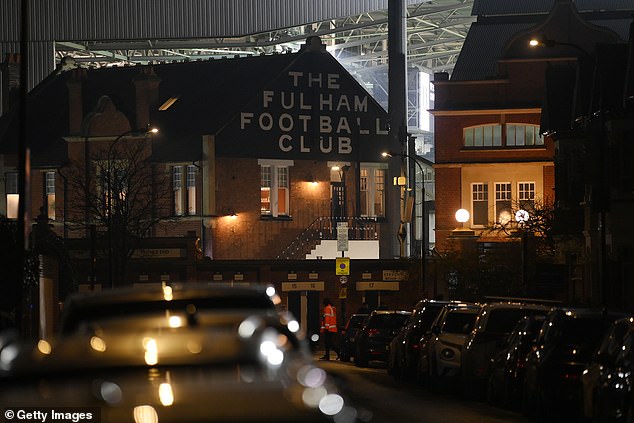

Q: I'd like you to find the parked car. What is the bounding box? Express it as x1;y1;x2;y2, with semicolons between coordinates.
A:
583;316;634;423
387;299;451;379
355;310;411;368
522;308;626;421
1;309;356;423
422;304;480;391
486;314;547;408
461;301;551;399
339;313;369;362
59;282;282;335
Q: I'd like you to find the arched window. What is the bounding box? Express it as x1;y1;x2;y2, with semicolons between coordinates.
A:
506;124;544;146
463;124;502;147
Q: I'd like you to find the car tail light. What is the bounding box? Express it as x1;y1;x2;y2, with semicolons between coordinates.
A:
563;373;580;380
367;329;379;337
475;366;488;377
411;343;419;350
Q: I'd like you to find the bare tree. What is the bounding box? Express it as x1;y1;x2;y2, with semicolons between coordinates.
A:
480;197;556;259
65;138;172;286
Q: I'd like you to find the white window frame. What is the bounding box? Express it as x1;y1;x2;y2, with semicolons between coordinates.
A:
186;164;197;215
45;171;56;220
173;165;183;216
172;164;197;217
518;181;536;210
471;182;488;226
258;159;294;218
506;124;544;146
96;160;128;216
495;182;512;225
359;163;387;218
464;124;502;147
5;172;18;219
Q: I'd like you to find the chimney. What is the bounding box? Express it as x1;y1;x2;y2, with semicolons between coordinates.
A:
66;68;87;135
133;67;161;130
0;53;21;116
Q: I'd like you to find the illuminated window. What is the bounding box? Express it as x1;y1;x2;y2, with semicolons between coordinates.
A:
360;165;386;217
172;165;196;216
464;125;502;147
173;166;183;216
98;161;127;216
495;182;512;224
261;165;271;214
507;124;544;146
186;165;197;215
472;183;488;226
259;159;293;217
518;182;536;210
5;172;18;219
464;123;544;148
45;171;56;220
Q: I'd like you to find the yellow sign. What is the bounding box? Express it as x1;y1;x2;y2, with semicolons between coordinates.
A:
336;257;350;275
339;287;348;299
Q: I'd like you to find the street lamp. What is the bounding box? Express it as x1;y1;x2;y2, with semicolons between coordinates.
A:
455;208;470;228
382;151;427;294
106;127;158;288
515;209;530;294
529;36;608;306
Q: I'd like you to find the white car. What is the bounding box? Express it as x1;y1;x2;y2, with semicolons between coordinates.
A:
426;305;480;388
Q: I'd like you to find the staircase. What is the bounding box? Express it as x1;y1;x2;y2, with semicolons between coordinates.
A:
275;216;379;260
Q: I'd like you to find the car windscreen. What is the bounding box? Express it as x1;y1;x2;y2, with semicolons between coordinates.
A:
61;296;275;334
484;308;542;334
417;305;445;331
348;316;368;329
367;314;410;329
443;311;477;334
557;317;612;347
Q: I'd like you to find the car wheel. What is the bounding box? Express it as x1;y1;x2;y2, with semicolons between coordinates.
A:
486;374;497;405
521;379;535;418
387;352;398;377
415;356;427;386
355;348;368;368
428;358;440;392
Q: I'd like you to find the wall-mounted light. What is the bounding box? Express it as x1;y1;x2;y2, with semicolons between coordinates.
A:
306;174;318;185
393;176;407;186
158;96;180;111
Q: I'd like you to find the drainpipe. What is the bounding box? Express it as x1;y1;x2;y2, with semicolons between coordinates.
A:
388;0;408;258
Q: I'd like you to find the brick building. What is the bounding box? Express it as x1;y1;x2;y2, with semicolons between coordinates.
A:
431;0;633;305
1;37;437;335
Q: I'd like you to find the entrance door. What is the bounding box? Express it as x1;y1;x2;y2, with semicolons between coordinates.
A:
331;182;346;219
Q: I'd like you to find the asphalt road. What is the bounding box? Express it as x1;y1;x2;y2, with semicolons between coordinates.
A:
315;357;532;423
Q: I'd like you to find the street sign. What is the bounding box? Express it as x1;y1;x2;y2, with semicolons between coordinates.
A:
339;287;348;299
336;257;350;275
337;222;349;251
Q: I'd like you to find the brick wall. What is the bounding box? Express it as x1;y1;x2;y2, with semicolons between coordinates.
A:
434;166;462;251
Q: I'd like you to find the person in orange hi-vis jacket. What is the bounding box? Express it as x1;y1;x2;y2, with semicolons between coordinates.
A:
320;298;338;360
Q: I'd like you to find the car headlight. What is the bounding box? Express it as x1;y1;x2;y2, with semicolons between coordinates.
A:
441;348;455;359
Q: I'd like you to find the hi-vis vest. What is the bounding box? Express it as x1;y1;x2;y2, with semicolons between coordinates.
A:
322;304;337;332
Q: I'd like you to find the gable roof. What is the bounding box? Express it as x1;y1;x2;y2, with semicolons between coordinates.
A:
0;37;390;166
452;0;633;81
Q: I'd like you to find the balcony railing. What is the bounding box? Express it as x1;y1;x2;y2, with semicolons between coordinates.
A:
276;216;379;260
